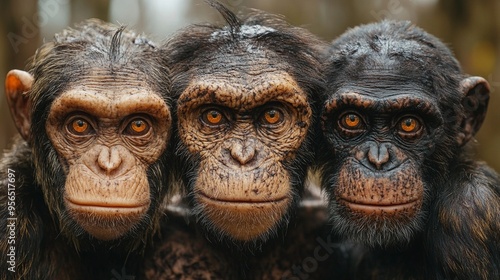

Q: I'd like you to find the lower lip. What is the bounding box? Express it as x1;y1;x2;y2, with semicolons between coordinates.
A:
197;192;288;205
65;199;148;214
340;199;418;214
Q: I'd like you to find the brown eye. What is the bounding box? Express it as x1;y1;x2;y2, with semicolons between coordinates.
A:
340;113;363;129
262;109;282;125
69;118;91;135
399;117;419;133
126;118;150;135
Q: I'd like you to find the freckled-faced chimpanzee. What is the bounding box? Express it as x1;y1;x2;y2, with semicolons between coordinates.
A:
166;0;324;245
319;20;500;279
142;1;350;279
0;19;173;279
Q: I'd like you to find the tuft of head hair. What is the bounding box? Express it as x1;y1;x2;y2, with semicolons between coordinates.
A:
205;0;241;36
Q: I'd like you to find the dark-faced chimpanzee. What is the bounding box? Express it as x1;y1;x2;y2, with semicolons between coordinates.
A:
142;1;348;279
319;20;500;279
0;19;173;279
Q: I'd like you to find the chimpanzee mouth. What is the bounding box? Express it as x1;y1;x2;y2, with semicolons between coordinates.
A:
197;192;289;205
65;197;149;214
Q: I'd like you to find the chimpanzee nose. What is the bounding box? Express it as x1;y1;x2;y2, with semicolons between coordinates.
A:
97;146;123;174
230;139;256;165
367;143;390;170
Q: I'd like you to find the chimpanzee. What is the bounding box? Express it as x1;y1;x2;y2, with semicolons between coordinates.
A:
142;1;349;279
166;0;324;246
319;20;500;279
0;19;173;279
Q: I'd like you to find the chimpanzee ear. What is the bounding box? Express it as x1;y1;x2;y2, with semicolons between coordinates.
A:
5;70;33;141
457;76;490;147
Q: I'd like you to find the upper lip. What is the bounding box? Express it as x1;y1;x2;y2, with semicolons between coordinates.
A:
215;158;264;172
352;159;409;173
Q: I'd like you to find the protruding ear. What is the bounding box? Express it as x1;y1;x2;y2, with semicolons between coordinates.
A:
457;76;490;146
5;70;33;141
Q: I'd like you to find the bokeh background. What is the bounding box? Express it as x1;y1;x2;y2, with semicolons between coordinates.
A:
1;0;499;170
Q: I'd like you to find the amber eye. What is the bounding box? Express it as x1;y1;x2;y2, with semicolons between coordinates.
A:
201;109;226;126
125;118;150;135
262;109;283;125
399;117;420;133
69;118;91;135
340;113;363;129
207;110;222;124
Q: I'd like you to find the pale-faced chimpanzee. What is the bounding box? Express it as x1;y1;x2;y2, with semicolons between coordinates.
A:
319;20;500;279
165;0;324;247
0;19;173;279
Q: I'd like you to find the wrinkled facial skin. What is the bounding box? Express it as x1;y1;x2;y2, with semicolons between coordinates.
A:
178;62;312;241
321;73;443;246
46;72;171;240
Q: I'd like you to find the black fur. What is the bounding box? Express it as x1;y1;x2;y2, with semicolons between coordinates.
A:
319;20;500;279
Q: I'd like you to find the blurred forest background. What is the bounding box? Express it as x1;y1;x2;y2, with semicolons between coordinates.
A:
0;0;499;171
